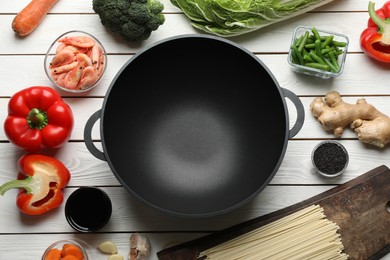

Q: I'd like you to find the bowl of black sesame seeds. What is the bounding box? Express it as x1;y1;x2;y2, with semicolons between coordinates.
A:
312;140;349;177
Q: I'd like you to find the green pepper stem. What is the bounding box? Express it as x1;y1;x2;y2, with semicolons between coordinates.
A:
369;1;390;45
27;108;48;129
0;176;34;195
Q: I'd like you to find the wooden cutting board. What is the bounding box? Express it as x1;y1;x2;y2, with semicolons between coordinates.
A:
157;165;390;260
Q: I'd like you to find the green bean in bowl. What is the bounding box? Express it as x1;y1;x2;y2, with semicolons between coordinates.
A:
288;26;349;79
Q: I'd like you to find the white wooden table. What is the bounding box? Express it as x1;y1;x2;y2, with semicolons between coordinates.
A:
1;0;390;259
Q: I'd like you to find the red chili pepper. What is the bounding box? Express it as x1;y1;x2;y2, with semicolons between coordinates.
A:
360;1;390;62
0;154;71;215
4;86;74;152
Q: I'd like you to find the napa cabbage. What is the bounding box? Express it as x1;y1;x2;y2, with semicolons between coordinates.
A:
171;0;335;37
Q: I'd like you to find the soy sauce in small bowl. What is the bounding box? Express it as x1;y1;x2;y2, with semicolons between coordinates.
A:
65;187;112;232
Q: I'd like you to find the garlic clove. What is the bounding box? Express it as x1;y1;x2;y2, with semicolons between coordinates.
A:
98;240;118;255
129;233;151;260
108;254;125;260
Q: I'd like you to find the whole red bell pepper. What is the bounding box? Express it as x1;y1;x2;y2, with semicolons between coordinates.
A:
4;86;74;152
0;154;71;215
360;1;390;62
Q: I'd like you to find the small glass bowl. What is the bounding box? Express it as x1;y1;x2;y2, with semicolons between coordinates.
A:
288;26;349;79
312;140;349;178
44;30;107;93
65;187;112;233
41;239;89;260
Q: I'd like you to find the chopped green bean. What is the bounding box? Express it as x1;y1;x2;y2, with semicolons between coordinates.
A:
328;51;340;70
304;43;316;49
332;41;347;47
291;45;304;65
298;31;309;52
335;48;343;55
303;54;314;62
321;47;335;55
323;58;339;73
311;27;321;41
294;35;303;47
321;35;334;48
305;63;330;71
319;36;328;41
289;26;347;74
315;39;323;58
291;49;299;64
309;51;326;65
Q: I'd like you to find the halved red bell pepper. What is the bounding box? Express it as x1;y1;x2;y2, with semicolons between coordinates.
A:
360;1;390;62
4;86;74;152
0;154;71;215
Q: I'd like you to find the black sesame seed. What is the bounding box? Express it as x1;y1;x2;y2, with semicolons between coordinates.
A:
313;142;347;175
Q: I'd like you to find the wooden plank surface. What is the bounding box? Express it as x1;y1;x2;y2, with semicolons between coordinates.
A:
1;0;390;259
157;165;390;260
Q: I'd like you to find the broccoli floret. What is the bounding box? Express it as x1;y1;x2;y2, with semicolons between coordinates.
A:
93;0;165;42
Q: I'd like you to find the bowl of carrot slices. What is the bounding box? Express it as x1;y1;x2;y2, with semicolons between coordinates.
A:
41;239;89;260
288;26;349;79
44;30;107;93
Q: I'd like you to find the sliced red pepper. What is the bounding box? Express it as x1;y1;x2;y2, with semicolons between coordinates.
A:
360;1;390;62
0;154;71;215
4;86;74;152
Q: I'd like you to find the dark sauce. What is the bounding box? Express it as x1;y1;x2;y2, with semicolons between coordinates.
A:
65;187;112;232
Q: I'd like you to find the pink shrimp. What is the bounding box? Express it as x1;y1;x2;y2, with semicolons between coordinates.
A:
90;45;105;77
75;53;92;68
51;61;78;74
96;54;105;77
59;36;96;48
61;53;93;89
55;43;88;55
64;65;83;89
78;66;98;90
91;45;102;67
55;43;66;54
50;49;75;68
53;72;67;87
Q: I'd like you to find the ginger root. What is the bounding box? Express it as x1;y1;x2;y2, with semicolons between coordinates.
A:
310;91;390;148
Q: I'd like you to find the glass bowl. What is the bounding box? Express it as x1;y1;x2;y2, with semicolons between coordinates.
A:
288;26;349;79
44;30;107;93
65;187;112;233
41;239;89;260
311;140;349;178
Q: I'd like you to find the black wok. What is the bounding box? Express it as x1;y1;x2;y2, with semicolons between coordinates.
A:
84;34;305;217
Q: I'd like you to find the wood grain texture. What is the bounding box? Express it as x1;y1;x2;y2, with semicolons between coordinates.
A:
157;165;390;260
1;0;381;14
1;0;390;259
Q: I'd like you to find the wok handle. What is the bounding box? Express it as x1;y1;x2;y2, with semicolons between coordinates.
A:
84;109;106;161
282;88;305;138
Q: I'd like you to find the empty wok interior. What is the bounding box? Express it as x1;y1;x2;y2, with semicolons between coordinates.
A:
102;36;288;216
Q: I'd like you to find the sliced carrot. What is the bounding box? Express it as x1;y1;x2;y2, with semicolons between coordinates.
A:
61;256;79;260
12;0;59;36
61;243;84;260
44;248;61;260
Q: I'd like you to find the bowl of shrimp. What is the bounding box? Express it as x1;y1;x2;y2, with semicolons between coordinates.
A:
44;30;107;93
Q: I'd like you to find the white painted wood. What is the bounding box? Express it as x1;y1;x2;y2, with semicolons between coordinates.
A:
0;186;334;233
0;13;372;54
1;54;390;97
1;0;385;13
1;0;390;259
4;96;390;141
0;233;207;260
